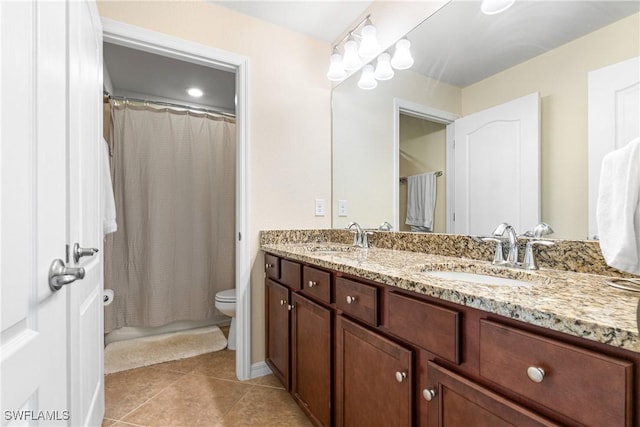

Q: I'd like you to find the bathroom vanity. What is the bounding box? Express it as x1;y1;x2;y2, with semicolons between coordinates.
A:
261;231;640;427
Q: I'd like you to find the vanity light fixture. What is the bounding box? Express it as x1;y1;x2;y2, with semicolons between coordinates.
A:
357;64;377;90
326;14;414;89
391;39;414;70
326;48;347;81
187;87;203;97
374;53;394;81
358;19;381;59
481;0;516;15
342;37;362;71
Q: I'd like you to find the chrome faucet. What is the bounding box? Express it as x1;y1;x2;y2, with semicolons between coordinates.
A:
347;222;372;248
492;223;519;265
476;223;519;266
348;222;363;247
522;223;555;270
378;221;393;231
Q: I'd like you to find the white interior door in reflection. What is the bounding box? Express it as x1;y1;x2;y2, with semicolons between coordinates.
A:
453;92;540;236
588;56;640;240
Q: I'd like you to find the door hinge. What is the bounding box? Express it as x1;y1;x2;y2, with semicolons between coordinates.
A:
453;212;456;221
65;244;70;264
238;232;242;241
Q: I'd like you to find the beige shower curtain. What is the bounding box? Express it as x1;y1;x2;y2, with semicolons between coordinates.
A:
104;101;236;333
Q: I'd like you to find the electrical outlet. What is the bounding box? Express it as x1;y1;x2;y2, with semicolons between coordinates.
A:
315;198;325;216
338;200;348;217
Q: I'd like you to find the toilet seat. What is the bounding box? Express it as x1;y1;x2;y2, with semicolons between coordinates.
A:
215;289;236;302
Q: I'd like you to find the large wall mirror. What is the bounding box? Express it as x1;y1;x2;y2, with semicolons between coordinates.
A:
332;0;639;240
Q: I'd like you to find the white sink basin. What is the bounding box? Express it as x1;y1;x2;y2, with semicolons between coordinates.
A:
420;270;533;287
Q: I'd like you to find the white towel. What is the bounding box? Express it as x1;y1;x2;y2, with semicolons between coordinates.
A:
102;137;117;235
596;137;640;275
405;172;437;232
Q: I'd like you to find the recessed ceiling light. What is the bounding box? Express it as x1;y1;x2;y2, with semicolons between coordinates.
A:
481;0;515;15
187;87;203;97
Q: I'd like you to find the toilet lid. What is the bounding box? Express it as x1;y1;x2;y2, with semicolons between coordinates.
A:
215;288;236;302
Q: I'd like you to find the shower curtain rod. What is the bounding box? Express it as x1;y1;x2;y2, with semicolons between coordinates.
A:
103;91;236;118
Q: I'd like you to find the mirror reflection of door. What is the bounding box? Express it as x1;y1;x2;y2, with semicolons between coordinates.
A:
453;92;541;235
397;93;540;236
399;115;447;233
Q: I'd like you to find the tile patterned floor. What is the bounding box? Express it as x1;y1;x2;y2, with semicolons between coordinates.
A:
102;328;313;427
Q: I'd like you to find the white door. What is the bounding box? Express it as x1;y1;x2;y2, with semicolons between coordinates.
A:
453;92;540;235
0;1;104;426
588;56;640;240
1;1;70;424
67;1;104;425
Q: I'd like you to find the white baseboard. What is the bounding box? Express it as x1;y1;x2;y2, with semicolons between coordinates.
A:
250;361;272;379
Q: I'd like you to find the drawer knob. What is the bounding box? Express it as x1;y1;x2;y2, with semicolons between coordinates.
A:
526;366;545;383
422;388;437;401
308;280;317;288
395;371;407;383
346;295;356;304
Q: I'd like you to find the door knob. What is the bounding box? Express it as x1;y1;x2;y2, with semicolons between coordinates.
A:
73;243;99;263
49;259;85;291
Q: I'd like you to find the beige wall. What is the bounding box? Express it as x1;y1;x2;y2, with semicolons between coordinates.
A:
399;115;447;232
97;0;332;363
462;13;640;239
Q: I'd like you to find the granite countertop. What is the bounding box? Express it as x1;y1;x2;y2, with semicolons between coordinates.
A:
262;242;640;353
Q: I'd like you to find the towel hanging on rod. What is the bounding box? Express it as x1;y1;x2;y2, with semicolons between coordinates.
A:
400;171;442;184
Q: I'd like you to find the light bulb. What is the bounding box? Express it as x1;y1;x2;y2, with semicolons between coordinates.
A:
391;39;414;70
326;53;347;81
481;0;515;15
357;65;377;90
358;23;381;59
343;38;362;71
187;87;203;97
374;53;394;81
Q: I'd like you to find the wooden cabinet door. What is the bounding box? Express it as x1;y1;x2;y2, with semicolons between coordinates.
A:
266;278;291;389
336;316;413;427
291;293;332;426
424;361;559;427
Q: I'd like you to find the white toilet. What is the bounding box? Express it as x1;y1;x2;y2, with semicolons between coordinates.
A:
215;289;237;350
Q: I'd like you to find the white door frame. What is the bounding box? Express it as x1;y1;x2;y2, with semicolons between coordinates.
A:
392;98;458;232
101;19;252;380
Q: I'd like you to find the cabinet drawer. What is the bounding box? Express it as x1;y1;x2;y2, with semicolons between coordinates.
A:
479;320;633;427
335;277;378;326
280;259;301;290
301;266;331;304
265;253;280;280
387;292;460;364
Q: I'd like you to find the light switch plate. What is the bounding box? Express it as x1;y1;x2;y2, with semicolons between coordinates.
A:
315;198;325;216
338;199;348;217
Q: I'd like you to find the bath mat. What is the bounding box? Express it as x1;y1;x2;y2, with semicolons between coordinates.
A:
104;325;227;374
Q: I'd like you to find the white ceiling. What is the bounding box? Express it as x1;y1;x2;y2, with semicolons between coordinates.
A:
408;0;640;87
103;0;639;111
208;0;373;43
104;43;237;114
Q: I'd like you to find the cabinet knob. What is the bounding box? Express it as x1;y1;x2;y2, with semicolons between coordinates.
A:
279;299;287;305
526;366;545;383
265;263;273;269
288;304;294;311
422;388;437;401
346;295;356;304
395;371;407;383
308;280;317;288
